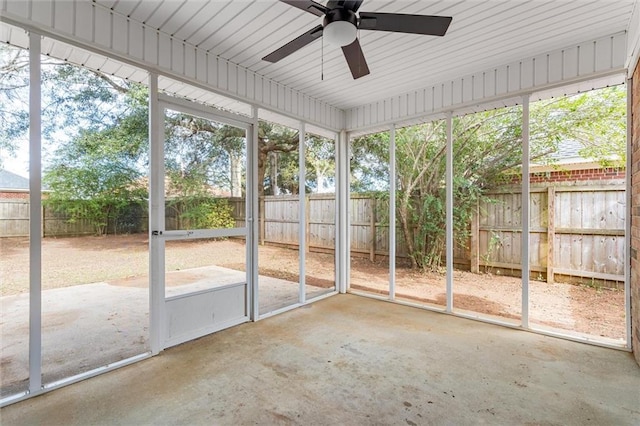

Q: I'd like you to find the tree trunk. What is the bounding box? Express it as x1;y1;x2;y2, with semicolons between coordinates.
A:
229;153;242;197
257;148;267;200
270;152;280;195
397;195;418;269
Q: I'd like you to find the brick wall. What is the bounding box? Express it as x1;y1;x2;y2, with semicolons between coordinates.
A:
529;168;625;183
631;60;640;365
0;191;29;199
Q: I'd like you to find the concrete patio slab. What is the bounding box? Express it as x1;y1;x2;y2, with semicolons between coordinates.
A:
1;294;638;425
0;265;333;398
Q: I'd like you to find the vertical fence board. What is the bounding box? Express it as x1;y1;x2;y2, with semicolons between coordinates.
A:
547;187;555;283
0;186;626;285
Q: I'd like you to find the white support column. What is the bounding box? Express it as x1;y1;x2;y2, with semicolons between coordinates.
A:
298;122;306;304
446;112;454;313
345;132;351;293
148;73;165;354
521;95;531;329
28;31;42;393
389;124;396;300
337;130;350;293
625;79;632;349
334;133;340;293
250;106;260;319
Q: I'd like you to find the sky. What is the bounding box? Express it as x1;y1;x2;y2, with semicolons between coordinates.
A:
0;139;29;178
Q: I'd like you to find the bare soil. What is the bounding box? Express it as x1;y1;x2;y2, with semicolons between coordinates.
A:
0;234;626;340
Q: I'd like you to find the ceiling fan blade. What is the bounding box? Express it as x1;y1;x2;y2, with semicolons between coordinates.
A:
343;0;365;12
263;25;323;63
342;38;370;79
279;0;327;17
359;12;452;36
327;0;364;11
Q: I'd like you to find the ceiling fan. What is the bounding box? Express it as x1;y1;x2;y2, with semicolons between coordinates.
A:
262;0;452;79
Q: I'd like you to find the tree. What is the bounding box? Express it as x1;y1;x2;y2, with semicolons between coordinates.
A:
44;101;149;235
258;121;299;196
388;109;527;270
0;44;29;165
1;44;141;169
350;132;390;192
352;85;626;271
531;85;626;167
305;134;335;193
164;112;247;197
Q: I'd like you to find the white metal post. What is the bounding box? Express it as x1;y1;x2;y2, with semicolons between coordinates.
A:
337;130;350;293
345;131;351;293
148;73;165;354
446;112;454;313
334;133;340;292
298;122;306;304
250;106;260;319
521;95;531;328
389;124;396;300
625;79;632;349
28;31;42;393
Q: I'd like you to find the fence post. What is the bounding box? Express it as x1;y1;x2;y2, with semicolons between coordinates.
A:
470;201;479;273
370;197;376;262
547;187;555;284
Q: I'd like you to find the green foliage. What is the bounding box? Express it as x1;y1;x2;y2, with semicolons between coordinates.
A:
164;111;246;197
1;44;145;167
481;231;502;272
352;85;626;272
258;120;300;196
42;85;149;235
178;197;236;231
0;45;29;164
350;132;390;192
531;85;626;167
305;134;335;193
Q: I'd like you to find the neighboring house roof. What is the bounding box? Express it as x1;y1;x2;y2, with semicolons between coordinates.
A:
0;169;29;191
548;139;584;163
530;139;622;173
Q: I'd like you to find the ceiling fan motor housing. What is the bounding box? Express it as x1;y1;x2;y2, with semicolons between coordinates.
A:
323;7;357;27
323;8;358;46
263;0;452;79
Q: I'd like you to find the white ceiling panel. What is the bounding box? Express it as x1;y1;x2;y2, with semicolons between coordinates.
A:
106;0;141;18
124;0;165;23
173;6;229;43
119;0;630;111
4;0;636;116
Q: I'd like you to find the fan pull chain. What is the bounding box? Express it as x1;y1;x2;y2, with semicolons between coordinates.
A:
321;36;324;81
357;27;361;71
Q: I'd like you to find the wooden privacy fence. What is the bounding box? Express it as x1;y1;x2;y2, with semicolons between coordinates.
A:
475;185;625;284
1;186;626;284
0;199;29;237
228;195;336;253
231;185;625;284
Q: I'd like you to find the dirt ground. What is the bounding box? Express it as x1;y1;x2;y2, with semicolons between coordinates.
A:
0;234;626;341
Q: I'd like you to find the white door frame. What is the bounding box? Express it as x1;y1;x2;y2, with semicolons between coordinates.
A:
149;89;256;352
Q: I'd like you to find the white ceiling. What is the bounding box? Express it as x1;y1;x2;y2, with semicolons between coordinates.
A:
92;0;637;110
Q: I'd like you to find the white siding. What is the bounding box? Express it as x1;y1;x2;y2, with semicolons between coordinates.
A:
0;0;344;132
346;33;627;135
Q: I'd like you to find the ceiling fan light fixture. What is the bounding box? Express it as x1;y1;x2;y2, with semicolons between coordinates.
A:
324;21;357;46
264;1;452;79
322;8;358;46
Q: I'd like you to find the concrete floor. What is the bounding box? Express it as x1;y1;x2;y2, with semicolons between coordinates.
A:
1;266;331;397
1;294;639;425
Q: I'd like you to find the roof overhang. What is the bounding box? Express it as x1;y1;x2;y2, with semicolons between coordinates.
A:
1;1;639;136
